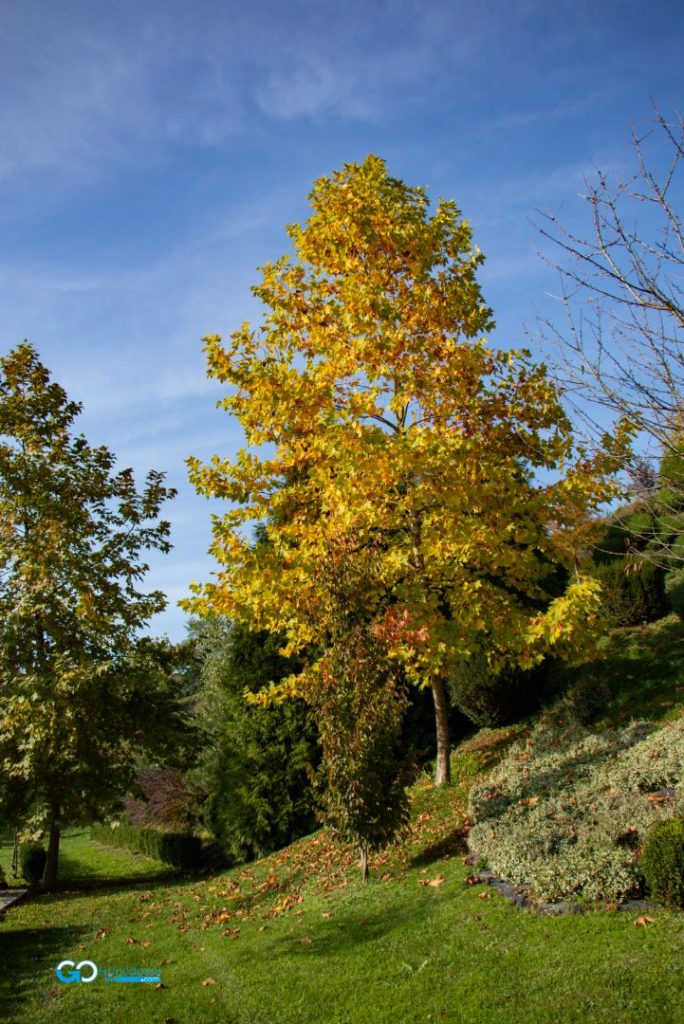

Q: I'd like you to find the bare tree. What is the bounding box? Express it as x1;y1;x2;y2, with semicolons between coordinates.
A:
535;106;684;566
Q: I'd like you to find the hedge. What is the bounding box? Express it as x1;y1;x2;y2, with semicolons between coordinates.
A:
20;843;47;885
91;824;202;869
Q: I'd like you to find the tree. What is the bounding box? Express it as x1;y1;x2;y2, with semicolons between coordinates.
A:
313;622;411;883
535;107;684;566
0;343;178;890
185;615;319;863
187;155;626;785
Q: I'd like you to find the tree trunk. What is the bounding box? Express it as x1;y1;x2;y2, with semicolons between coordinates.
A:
358;843;370;883
431;676;451;785
40;820;61;892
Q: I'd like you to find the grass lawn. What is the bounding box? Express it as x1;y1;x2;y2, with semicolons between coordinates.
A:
0;828;175;890
2;616;684;1024
2;746;684;1024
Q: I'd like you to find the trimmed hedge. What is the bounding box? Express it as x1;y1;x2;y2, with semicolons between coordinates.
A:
20;843;46;885
91;824;201;869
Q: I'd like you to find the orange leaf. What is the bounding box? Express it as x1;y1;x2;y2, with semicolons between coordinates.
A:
428;876;445;888
201;977;217;986
633;916;655;927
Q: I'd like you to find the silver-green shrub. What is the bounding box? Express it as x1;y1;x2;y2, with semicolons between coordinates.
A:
468;715;684;903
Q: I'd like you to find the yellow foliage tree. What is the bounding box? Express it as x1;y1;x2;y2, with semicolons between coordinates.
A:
186;156;628;784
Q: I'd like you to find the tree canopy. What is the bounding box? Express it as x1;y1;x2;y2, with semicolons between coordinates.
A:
0;343;178;889
187;155;628;784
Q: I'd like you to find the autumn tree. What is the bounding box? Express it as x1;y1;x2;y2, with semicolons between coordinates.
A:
187;155;626;785
0;343;179;890
306;533;412;881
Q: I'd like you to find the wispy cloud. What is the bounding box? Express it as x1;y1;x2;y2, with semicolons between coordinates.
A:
0;0;502;184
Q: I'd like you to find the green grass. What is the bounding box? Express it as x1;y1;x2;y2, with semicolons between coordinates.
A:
3;742;684;1024
543;612;684;727
595;613;684;725
0;829;176;890
2;615;684;1024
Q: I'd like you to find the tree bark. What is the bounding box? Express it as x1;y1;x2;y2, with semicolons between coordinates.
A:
358;843;370;883
431;676;451;785
40;820;61;892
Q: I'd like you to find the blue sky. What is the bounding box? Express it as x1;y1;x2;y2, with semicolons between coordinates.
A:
1;0;683;641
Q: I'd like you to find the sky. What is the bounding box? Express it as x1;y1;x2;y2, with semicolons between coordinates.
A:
1;0;683;641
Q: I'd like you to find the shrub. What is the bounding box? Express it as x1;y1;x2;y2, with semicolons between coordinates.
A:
468;716;684;903
20;843;46;886
90;824;201;869
642;816;684;908
0;863;6;889
666;568;684;620
592;558;667;626
448;654;549;728
542;674;613;729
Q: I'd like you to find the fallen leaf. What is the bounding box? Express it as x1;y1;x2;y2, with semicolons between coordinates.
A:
478;891;492;900
634;915;656;927
125;937;138;945
155;982;166;990
321;912;331;919
299;937;313;945
201;977;217;987
428;876;445;888
95;928;111;940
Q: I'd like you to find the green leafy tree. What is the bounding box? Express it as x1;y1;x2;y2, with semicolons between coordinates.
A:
187;155;627;784
186;616;319;863
0;343;178;890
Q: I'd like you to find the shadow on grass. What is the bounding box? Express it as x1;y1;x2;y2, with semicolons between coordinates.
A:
410;827;468;867
0;923;86;1019
56;852;179;893
595;616;684;725
257;890;452;962
41;870;200;906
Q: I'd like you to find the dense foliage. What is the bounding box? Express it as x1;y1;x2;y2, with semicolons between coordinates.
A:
0;344;180;889
19;843;47;886
591;558;667;627
447;654;551;728
186;155;626;786
642;816;684;908
186;618;319;864
312;623;412;881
